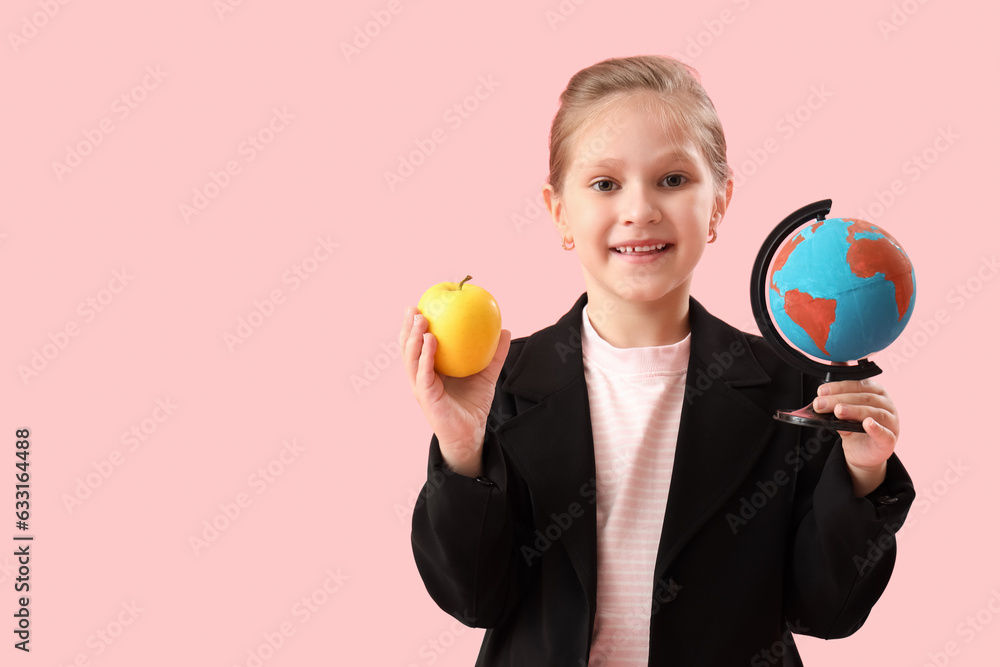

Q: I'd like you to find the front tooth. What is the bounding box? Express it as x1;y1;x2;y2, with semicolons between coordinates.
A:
639;245;651;252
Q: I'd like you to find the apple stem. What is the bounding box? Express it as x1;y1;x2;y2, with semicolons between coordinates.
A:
458;275;472;289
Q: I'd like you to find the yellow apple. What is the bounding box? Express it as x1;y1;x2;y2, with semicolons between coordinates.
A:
417;275;501;378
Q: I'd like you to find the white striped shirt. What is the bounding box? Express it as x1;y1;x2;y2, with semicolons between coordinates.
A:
581;303;690;666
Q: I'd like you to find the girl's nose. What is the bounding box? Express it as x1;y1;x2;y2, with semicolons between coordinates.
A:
621;185;661;225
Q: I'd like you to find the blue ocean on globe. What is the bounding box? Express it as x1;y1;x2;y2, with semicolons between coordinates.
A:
768;217;916;362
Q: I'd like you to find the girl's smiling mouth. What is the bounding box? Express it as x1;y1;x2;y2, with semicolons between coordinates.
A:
610;242;675;262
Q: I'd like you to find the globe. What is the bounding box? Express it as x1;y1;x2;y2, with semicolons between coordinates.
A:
750;199;918;432
767;216;916;363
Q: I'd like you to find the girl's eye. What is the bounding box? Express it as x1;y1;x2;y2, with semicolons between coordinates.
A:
662;174;686;187
591;180;618;192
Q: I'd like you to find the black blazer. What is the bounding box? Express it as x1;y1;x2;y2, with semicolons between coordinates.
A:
411;292;914;666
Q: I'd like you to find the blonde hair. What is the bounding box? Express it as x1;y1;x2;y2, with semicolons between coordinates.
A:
547;55;732;204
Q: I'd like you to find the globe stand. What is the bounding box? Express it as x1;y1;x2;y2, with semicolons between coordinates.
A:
775;395;866;432
750;199;882;433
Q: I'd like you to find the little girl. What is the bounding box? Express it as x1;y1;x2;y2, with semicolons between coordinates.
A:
401;55;914;666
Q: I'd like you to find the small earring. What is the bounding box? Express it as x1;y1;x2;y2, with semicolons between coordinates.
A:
707;229;718;244
562;237;575;250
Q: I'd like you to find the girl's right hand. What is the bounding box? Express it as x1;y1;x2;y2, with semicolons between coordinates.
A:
400;305;512;478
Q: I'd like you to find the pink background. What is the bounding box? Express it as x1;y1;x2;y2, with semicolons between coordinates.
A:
3;0;997;664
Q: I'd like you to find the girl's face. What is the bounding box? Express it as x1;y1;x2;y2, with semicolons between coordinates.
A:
545;93;730;309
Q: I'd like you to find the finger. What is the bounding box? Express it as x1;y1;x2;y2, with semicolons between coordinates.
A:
415;330;439;395
831;403;899;435
403;312;425;391
399;305;416;348
861;415;897;449
496;328;511;360
818;378;886;397
813;391;895;413
483;329;512;376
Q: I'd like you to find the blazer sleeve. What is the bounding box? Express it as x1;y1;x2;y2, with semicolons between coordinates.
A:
781;373;916;639
409;368;536;629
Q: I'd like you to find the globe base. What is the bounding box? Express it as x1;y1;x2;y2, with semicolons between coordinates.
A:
774;404;866;433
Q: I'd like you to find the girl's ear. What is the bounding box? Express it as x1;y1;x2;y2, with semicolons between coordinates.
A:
543;184;569;237
712;176;735;227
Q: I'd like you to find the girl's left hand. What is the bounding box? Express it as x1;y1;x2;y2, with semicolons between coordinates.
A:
812;378;899;496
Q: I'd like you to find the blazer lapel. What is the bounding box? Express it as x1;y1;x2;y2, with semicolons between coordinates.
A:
493;292;599;611
492;292;775;615
651;298;774;587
